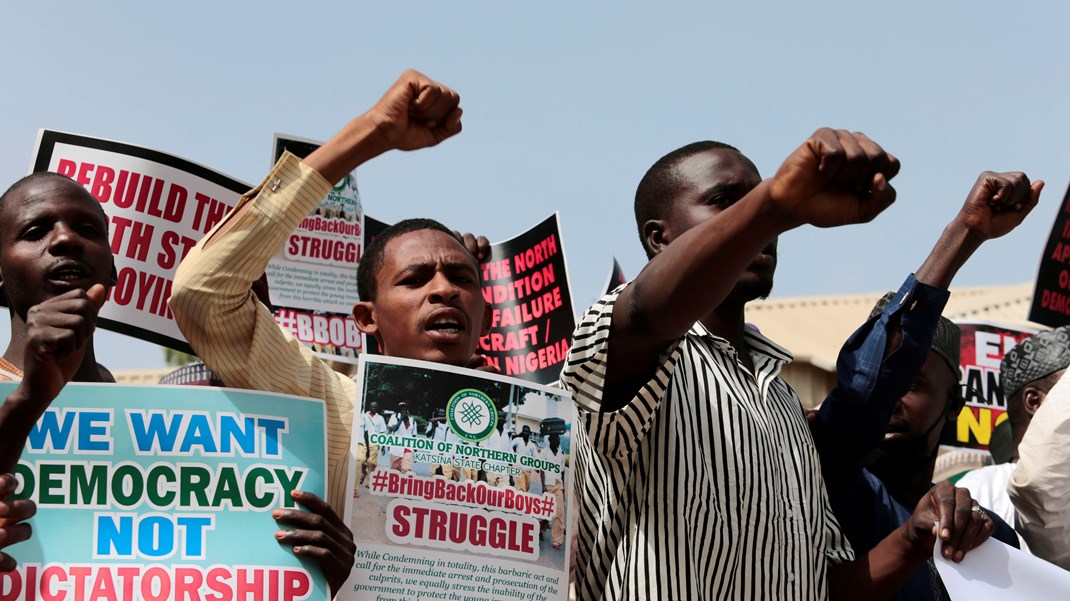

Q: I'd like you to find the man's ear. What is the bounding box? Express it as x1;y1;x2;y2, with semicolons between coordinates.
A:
353;301;380;338
480;303;492;337
642;219;671;257
1023;386;1046;416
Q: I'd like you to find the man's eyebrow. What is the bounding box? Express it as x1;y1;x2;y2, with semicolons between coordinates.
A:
396;262;434;275
701;182;749;197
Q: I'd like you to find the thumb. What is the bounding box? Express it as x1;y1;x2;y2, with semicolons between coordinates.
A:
1030;180;1045;205
86;284;107;309
857;173;896;223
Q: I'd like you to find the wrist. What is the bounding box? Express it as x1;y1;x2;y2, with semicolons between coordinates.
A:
749;180;806;234
897;524;934;561
304;114;391;185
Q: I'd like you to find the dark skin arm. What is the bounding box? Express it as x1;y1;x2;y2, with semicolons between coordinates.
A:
274;490;356;596
915;171;1042;289
0;285;106;474
207;69;462;245
603;129;900;411
0;284;105;572
830;481;995;600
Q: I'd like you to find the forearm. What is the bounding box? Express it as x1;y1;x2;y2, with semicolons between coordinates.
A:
830;525;928;601
304;114;392;185
915;218;985;289
814;276;947;483
0;387;52;473
170;155;333;395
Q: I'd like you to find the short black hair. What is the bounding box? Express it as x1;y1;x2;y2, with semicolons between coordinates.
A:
356;218;472;301
0;172;85;214
633;141;740;258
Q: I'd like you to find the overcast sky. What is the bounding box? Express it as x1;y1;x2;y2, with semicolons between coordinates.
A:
3;1;1067;370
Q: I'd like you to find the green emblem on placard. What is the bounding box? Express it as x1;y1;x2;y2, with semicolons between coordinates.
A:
446;389;497;443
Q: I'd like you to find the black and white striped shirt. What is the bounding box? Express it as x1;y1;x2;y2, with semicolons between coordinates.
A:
562;288;853;601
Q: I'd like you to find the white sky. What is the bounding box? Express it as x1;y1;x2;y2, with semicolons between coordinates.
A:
2;1;1068;370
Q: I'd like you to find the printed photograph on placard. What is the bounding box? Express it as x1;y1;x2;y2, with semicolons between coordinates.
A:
341;355;573;601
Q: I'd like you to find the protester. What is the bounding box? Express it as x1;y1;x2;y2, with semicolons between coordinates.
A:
1003;327;1070;568
359;400;388;486
562;133;995;600
170;69;489;594
958;327;1069;541
0;172;354;588
0;173;114;572
812;171;1040;600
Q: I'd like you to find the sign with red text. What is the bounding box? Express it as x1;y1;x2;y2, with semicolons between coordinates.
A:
945;321;1038;451
30;130;249;354
269;135;364;362
1029;182;1070;327
341;355;573;601
1;382;329;601
478;215;575;384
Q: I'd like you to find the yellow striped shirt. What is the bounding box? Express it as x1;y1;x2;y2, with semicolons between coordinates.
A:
170;152;355;516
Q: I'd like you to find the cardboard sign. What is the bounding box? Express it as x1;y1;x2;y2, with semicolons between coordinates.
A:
2;383;329;600
341;356;573;601
1029;182;1070;327
30;130;249;354
269;134;365;363
945;321;1038;451
478;215;576;384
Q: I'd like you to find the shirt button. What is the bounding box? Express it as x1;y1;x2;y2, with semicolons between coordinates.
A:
786;508;793;518
788;572;796;583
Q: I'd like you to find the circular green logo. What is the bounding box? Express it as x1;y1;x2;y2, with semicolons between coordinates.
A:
446;389;498;443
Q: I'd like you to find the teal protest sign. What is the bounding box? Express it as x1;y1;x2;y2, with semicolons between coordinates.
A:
0;383;328;601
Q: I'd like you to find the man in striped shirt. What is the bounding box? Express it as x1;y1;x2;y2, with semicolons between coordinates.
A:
562;131;992;600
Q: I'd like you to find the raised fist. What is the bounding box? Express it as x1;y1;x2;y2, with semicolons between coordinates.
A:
769;128;900;229
954;171;1043;241
365;69;463;152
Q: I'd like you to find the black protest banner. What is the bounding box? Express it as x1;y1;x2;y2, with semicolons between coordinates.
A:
479;214;575;384
603;258;627;296
1029;182;1070;327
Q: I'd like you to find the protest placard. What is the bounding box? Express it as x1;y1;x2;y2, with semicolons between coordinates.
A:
341;355;573;601
943;321;1038;451
478;215;575;385
601;258;627;296
1029;181;1070;327
28;130;365;362
267;134;365;363
29;130;250;354
1;382;329;601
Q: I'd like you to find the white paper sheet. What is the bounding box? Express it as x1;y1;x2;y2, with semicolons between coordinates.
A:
935;536;1070;600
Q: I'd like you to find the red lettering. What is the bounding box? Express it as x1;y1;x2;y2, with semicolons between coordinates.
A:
392;503;412;537
173;567;202;601
90;165;116;202
75;162;95;187
56;159;77;178
140;567;171;601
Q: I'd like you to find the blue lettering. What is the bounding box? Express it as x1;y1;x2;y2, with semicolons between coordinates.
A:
27;410;76;452
128;411;182;453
